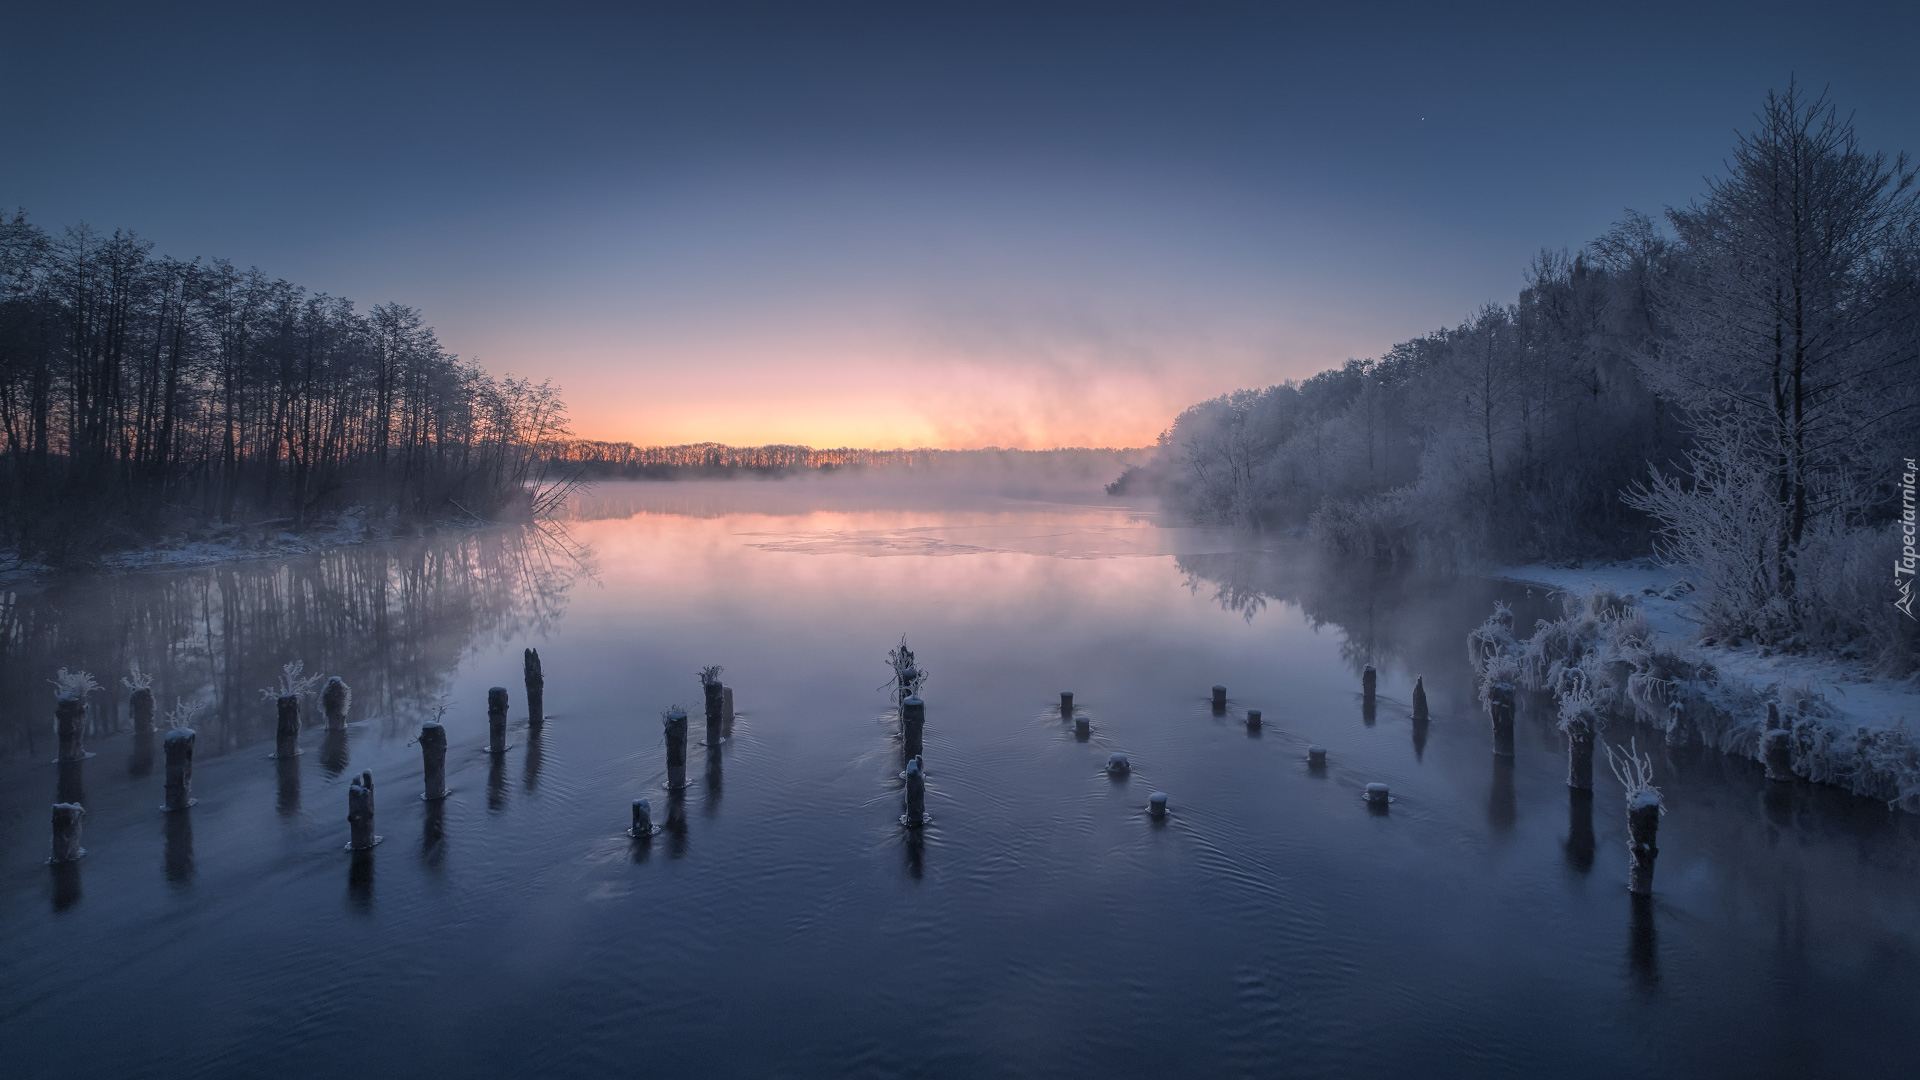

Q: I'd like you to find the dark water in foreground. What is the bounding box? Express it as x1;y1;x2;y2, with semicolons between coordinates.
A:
3;482;1917;1079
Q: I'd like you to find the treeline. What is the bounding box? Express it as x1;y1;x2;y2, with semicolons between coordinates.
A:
0;213;568;562
547;440;1144;480
1147;85;1918;670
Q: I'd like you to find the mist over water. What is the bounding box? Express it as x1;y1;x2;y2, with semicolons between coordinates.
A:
2;479;1916;1078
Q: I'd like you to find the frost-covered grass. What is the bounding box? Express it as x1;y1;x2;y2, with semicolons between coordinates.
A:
1604;738;1666;813
1489;563;1920;812
164;698;202;731
50;668;101;701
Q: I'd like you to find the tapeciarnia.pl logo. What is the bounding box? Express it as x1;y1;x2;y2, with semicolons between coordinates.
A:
1898;457;1916;619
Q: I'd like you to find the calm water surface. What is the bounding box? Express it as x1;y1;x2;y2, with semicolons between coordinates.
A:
3;480;1916;1079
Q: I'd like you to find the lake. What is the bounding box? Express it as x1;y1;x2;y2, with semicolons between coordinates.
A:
3;479;1916;1078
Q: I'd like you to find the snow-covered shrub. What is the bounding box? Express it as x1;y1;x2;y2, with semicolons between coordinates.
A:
122;667;153;692
1604;738;1665;813
163;698;201;731
260;660;322;701
50;668;101;701
1467;601;1519;675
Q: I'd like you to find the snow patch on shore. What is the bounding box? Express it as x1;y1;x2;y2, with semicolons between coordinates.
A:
1495;561;1919;811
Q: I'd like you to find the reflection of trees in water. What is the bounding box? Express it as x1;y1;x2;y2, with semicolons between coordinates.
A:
0;525;591;758
1176;548;1551;700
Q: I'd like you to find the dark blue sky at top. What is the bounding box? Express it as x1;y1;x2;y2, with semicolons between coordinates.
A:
3;1;1916;446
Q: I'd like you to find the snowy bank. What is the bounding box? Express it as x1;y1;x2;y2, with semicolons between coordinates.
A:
1489;561;1920;812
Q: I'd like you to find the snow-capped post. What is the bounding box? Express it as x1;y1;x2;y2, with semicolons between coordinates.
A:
524;649;544;727
700;666;724;747
419;721;449;800
1308;745;1327;767
1411;677;1428;722
51;669;100;762
1060;691;1074;718
1211;685;1227;713
50;803;85;863
630;798;653;837
126;670;155;734
902;696;925;761
1075;709;1090;738
1606;739;1665;896
164;727;196;811
903;755;926;827
1107;753;1130;776
1761;702;1793;782
663;708;689;789
1362;664;1377;703
346;770;379;850
1365;782;1390;807
486;687;510;753
1246;708;1262;731
322;677;351;730
274;695;302;759
1148;791;1168;819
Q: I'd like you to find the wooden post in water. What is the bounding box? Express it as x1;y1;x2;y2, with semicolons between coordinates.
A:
903;755;926;827
486;687;510;753
1060;691;1074;718
323;677;350;730
1362;664;1377;705
630;798;654;837
346;771;379;850
164;728;196;811
703;679;724;748
130;686;155;733
1211;685;1227;713
275;694;302;758
663;708;689;789
1148;792;1168;818
1566;720;1594;790
50;803;85;862
419;721;449;800
1107;753;1130;775
1627;797;1660;895
1411;677;1428;722
1246;708;1262;730
55;698;87;762
524;649;544;727
902;696;925;761
1486;682;1516;757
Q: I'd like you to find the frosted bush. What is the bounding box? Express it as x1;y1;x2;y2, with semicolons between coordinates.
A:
260;660;322;701
697;665;723;688
49;668;101;701
1605;738;1665;813
122;667;153;692
163;698;202;731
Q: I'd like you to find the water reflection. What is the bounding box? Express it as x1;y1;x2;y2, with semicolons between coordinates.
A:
0;526;589;760
421;799;446;869
320;726;350;776
129;728;154;777
1487;755;1517;832
487;753;509;812
164;810;195;887
1629;894;1660;988
665;790;688;858
1565;789;1595;874
347;850;374;911
1411;715;1429;759
276;755;301;816
523;732;544;793
49;861;81;912
55;759;85;805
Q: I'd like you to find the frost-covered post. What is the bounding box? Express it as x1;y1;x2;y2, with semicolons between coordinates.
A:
888;638;925;708
630;798;654;837
1482;676;1512;753
1761;702;1793;782
50;803;85;863
1211;685;1227;713
1148;791;1168;819
903;755;926;827
524;648;545;727
1060;691;1074;718
1558;678;1600;791
902;696;925;760
419;721;449;800
346;770;380;850
51;669;100;762
663;708;689;789
322;677;351;730
1606;740;1665;896
700;666;725;747
1246;708;1262;730
1411;677;1428;722
1107;752;1130;775
126;670;156;734
164;727;196;811
1362;664;1377;703
486;687;510;753
275;695;302;758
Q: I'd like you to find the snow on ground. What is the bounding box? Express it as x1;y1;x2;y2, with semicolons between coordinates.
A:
93;507;377;574
1498;560;1919;810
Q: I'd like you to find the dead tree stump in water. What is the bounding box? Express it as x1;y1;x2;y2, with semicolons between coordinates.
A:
50;803;85;863
1060;691;1074;718
1411;677;1428;722
664;708;689;790
164;728;196;811
1566;726;1595;790
323;677;351;730
1211;685;1227;713
1246;708;1262;730
1627;799;1660;896
346;771;379;850
419;721;449;800
631;798;654;837
486;687;510;753
274;694;302;758
524;649;544;727
902;696;925;760
703;680;725;748
1362;665;1377;704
